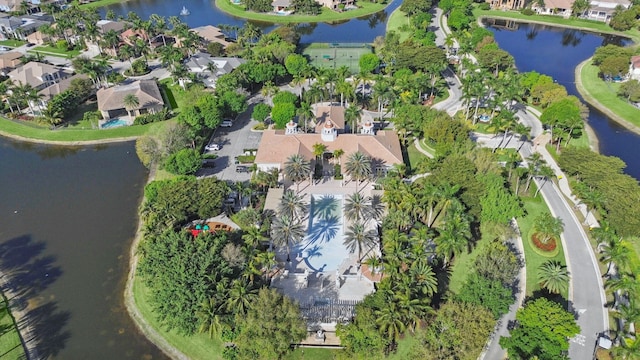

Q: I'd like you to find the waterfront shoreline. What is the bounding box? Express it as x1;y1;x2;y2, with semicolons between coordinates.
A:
0;129;139;145
575;59;640;137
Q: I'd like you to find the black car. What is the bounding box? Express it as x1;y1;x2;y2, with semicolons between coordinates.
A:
235;165;249;173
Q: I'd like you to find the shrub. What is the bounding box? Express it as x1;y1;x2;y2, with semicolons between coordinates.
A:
56;40;69;50
521;8;534;15
334;164;343;179
133;109;171;125
479;2;491;10
163;148;203;175
532;233;557;252
252;103;271;122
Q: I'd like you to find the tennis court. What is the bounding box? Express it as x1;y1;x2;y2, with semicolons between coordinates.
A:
302;43;373;74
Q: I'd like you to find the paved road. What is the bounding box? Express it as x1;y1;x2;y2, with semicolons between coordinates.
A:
432;9;607;359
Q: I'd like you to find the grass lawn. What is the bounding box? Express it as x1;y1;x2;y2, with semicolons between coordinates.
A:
284;347;340;359
518;194;568;298
406;142;430;173
578;61;640;129
449;234;492;294
0;39;26;47
133;277;226;359
473;7;640;43
0;294;25;360
28;46;82;58
386;9;412;42
215;0;387;24
159;79;191;114
0;116;170;142
76;0;128;8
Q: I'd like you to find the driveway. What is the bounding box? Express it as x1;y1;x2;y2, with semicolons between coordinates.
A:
196;98;264;182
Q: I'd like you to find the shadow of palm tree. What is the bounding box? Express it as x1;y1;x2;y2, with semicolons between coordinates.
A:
307;216;340;245
312;195;338;221
21;301;71;359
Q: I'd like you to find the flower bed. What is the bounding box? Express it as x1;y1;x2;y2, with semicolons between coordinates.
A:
532;232;557;252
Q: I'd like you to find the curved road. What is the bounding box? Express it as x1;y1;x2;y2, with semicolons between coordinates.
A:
430;8;608;359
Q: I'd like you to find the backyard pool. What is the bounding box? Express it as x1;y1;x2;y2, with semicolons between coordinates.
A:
101;118;128;129
295;194;347;272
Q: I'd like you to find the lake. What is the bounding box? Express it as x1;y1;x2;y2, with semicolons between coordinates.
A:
0;139;166;359
101;0;401;43
485;20;640;180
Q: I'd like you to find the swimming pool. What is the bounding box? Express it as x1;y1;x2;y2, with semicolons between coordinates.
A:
294;194;347;272
101;118;128;129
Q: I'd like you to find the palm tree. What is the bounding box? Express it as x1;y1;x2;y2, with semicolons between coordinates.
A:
278;190;307;221
333;148;345;166
271;214;306;265
614;299;640;335
376;303;406;342
283;154;310;192
344;192;373;223
344;222;377;264
537;260;569;294
312;142;327;163
533;213;564;244
344;151;372;192
613;335;640;360
226;278;258;315
533;165;555;197
196;297;226;339
123;94;139;117
606;273;640;300
344;104;362;134
600;237;630;276
409;258;438;297
242;227;267;249
435;206;471;266
296;102;314;133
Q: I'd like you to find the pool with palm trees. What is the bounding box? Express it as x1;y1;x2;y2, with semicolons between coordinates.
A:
295;194;348;273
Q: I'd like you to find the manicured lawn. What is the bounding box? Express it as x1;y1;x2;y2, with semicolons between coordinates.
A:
449;234;492;294
215;0;387;24
76;0;127;8
578;61;640;129
386;9;411;42
0;116;170;142
284;347;339;359
406;142;429;173
0;294;25;360
518;194;568;298
133;277;226;359
28;46;82;58
159;79;192;114
0;39;26;47
473;7;640;43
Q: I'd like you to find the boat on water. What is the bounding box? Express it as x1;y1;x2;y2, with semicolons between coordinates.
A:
180;6;190;15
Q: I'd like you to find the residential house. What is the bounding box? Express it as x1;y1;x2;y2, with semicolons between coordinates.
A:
96;19;127;35
190;25;230;48
8;61;70;90
255;105;403;175
485;0;526;10
0;13;52;41
184;52;245;88
35;73;91;112
586;0;631;21
630;55;640;81
0;0;40;13
315;0;354;10
0;51;23;75
96;79;164;122
532;0;574;16
26;30;49;45
120;28;149;46
272;0;292;12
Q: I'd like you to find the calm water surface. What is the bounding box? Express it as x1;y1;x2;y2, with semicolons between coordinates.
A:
0;139;166;359
101;0;400;43
486;21;640;180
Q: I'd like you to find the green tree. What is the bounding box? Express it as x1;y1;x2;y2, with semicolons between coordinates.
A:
271;102;296;128
571;0;591;16
344;221;377;264
284;153;311;192
284;53;308;77
457;273;514;319
271;214;305;262
359;53;381;74
618;79;640;102
345;151;372;192
500;297;580;360
235;288;307;359
537;260;569;294
474;239;521;286
163;148;203;175
533;213;564;244
479;173;524;225
344;192;373;223
251;103;272;122
123;93;140;117
277;189;307;221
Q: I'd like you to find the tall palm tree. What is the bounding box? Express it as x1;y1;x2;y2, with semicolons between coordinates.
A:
344;192;373;223
344;222;377;264
312;142;327;163
613;335;640;360
283;154;310;193
123;94;140;117
226;278;258;315
333;148;345;166
600;237;630;276
296;102;314;133
196;297;226;339
271;214;305;265
375;303;406;342
614;299;640;335
242;227;267;249
537;260;569;294
344;151;372;192
344;104;362;134
533;165;555;197
278;190;307;221
435;205;471;266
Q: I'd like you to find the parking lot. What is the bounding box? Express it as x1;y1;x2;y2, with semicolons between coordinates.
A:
196;108;263;182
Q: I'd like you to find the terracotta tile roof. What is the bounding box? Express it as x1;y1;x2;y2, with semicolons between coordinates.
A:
38;74;89;100
315;105;345;132
631;55;640;69
255;129;403;170
0;51;22;69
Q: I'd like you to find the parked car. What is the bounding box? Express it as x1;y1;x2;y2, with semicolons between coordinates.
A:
235;165;249;173
205;143;221;151
201;160;215;168
0;46;7;52
220;119;233;128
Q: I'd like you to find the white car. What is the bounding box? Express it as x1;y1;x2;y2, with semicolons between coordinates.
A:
220;120;233;128
205;143;221;151
0;46;8;52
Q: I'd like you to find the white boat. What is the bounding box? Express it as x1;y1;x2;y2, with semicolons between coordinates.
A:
180;6;190;15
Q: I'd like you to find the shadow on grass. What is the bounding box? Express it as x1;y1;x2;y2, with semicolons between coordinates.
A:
0;235;69;358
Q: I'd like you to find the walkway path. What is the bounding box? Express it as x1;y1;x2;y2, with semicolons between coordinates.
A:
434;10;607;360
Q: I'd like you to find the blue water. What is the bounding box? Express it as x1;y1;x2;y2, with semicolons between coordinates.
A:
296;194;346;272
101;0;400;43
101;118;128;129
486;22;640;180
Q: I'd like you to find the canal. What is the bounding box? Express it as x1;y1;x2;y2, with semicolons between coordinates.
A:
0;139;166;359
486;21;640;180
